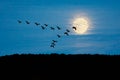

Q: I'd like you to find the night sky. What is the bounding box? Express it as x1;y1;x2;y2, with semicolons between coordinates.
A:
0;0;120;56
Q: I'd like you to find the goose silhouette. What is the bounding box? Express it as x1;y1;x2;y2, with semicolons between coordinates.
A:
51;42;55;45
72;26;77;30
56;26;61;30
50;44;55;48
17;20;22;23
64;32;69;36
35;22;40;26
50;40;57;48
50;27;55;30
57;34;61;38
44;24;48;27
41;26;45;30
66;29;70;32
25;21;30;24
52;40;58;43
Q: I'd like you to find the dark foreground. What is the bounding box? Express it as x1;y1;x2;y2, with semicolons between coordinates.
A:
0;54;120;79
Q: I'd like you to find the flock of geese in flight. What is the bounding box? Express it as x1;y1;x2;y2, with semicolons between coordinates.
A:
17;20;77;48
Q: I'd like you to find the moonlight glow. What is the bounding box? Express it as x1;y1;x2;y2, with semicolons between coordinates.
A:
73;18;89;34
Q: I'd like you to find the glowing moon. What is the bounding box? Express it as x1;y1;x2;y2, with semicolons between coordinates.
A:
73;18;89;34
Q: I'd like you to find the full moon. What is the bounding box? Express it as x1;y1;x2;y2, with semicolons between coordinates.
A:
73;18;89;34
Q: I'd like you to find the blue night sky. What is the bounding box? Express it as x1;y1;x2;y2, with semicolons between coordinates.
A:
0;0;120;56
